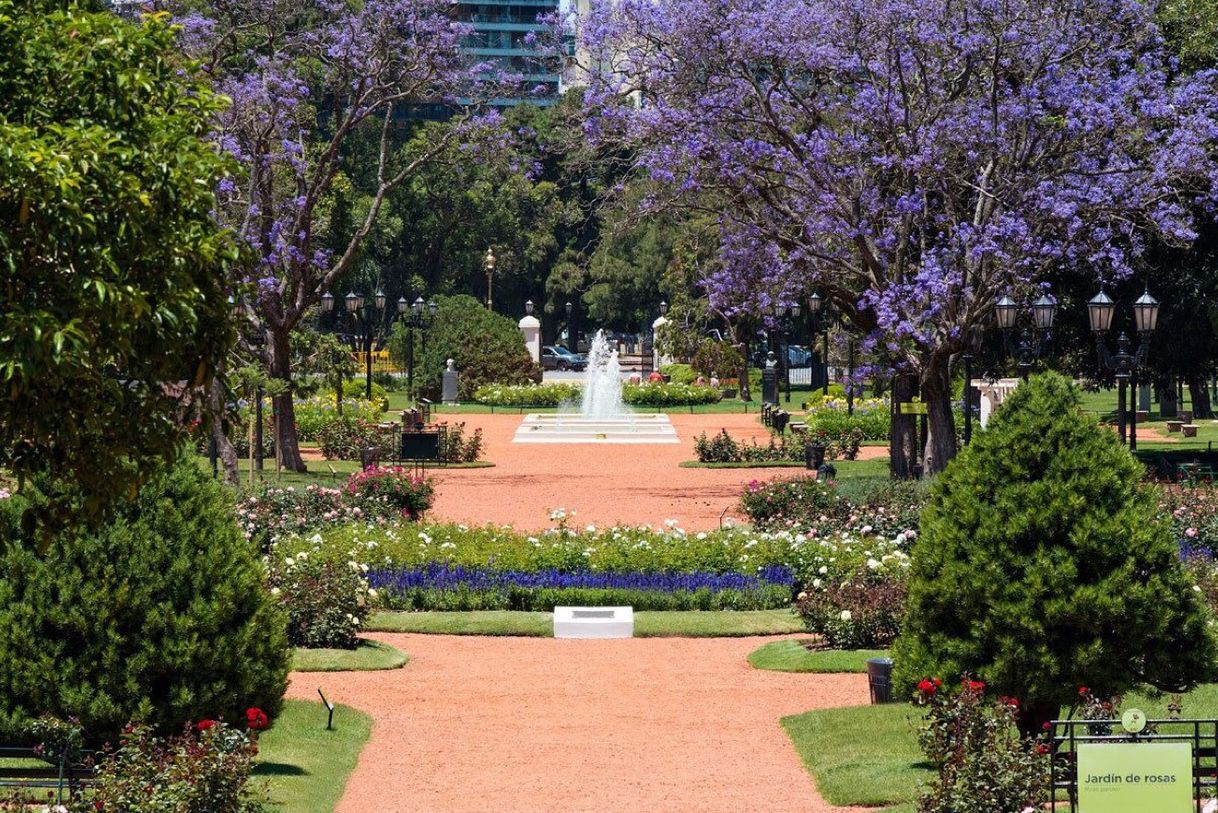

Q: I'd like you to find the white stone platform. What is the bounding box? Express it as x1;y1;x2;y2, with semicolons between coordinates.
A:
553;606;635;638
513;413;679;444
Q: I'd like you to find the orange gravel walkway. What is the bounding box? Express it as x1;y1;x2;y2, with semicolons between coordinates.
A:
426;412;887;531
290;633;872;813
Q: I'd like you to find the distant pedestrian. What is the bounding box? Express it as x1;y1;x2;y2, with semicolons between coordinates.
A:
694;375;707;387
648;370;664;383
628;372;642;385
709;372;720;389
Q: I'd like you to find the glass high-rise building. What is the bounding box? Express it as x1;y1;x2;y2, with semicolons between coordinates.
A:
458;0;562;107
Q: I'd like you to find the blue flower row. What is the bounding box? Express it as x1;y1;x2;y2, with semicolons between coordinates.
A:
368;563;794;594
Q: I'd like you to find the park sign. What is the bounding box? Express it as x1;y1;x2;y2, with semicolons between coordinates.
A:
898;396;929;415
1076;741;1192;812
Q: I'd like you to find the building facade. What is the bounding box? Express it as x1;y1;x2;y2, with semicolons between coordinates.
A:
457;0;562;106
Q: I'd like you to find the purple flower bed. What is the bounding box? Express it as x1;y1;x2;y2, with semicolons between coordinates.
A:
370;564;794;611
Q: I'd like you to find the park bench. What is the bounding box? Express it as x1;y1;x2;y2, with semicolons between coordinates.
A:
0;745;93;803
1183;424;1199;438
1167;420;1184;433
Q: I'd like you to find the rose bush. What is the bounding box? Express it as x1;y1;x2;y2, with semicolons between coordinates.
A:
267;544;372;649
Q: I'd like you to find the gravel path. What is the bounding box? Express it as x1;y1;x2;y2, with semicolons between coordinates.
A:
426;412;887;532
290;633;871;813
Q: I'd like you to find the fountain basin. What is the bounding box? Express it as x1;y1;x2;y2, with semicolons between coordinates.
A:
513;413;679;444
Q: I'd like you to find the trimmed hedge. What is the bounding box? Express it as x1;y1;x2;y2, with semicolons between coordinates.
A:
474;382;581;407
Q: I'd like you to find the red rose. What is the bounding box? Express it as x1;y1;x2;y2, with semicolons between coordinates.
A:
917;679;938;695
1078;686;1090;697
998;696;1020;709
246;707;269;731
1035;743;1051;755
1042;721;1053;731
196;719;216;732
963;679;985;693
931;678;942;688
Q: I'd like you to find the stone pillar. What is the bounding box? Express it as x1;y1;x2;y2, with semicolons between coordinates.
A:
974;378;1022;428
519;313;541;364
652;315;672;371
1139;384;1151;412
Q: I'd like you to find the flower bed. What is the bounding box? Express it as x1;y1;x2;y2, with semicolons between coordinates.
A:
237;468;435;547
475;382;581;407
802;397;890;440
271;516;915;615
695;428;863;463
623;382;720;406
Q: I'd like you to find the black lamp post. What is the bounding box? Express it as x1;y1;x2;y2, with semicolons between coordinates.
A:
402;296;438;400
995;293;1057;380
808;292;831;396
1089;288;1159;451
323;288;424;401
565;300;576;354
775;302;801;403
484;248;496;311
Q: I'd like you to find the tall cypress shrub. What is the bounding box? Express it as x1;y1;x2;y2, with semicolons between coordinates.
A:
893;373;1216;733
0;459;289;740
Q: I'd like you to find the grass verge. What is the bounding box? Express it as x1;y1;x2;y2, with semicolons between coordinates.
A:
255;698;372;813
748;639;888;673
782;683;1218;813
367;609;803;637
291;639;408;672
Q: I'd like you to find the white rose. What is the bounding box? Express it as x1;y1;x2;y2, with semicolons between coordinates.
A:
818;566;828;575
812;578;822;589
839;610;852;622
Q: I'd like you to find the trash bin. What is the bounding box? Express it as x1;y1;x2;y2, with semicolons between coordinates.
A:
359;446;381;471
866;658;894;704
805;442;826;470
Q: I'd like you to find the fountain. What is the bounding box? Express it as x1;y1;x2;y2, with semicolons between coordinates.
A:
513;330;678;444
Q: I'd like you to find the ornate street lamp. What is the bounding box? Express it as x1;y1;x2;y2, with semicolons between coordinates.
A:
401;295;438;399
484;248;497;311
1091;287;1160;450
995;292;1057;380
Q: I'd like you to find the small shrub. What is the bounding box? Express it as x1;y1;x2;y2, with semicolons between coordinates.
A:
659;363;697;384
796;575;907;648
293;395;383;442
0;460;289;741
804;396;890;440
915;680;1048;813
440;421;484;462
342;379;389;411
74;720;267;813
268;550;371;649
346;466;435;521
317;417;396;460
740;476;846;528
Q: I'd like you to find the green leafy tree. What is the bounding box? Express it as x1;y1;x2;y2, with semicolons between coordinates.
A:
893;373;1217;735
0;458;289;741
388;294;540;399
0;3;238;513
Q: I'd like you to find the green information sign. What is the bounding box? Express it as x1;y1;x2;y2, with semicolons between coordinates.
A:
1077;741;1193;813
899;397;928;415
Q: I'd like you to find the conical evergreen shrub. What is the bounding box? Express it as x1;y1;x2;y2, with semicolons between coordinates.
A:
0;458;289;740
893;372;1216;732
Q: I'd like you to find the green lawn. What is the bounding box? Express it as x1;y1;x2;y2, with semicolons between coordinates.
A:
367;609;803;637
255;698;372;813
748;639;888;673
783;683;1218;813
680;458;890;478
291;639;408;672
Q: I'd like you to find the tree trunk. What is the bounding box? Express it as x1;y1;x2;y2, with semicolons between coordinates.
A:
207;375;239;485
269;326;306;472
921;361;958;477
1189;375;1213;419
1016;699;1059;740
889;373;918;479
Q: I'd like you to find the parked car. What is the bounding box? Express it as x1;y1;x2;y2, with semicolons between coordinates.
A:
542;345;587;371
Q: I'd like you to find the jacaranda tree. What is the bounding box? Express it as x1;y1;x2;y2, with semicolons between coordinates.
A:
164;0;497;470
579;0;1218;473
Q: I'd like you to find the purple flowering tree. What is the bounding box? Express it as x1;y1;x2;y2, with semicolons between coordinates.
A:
165;0;492;469
579;0;1218;473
